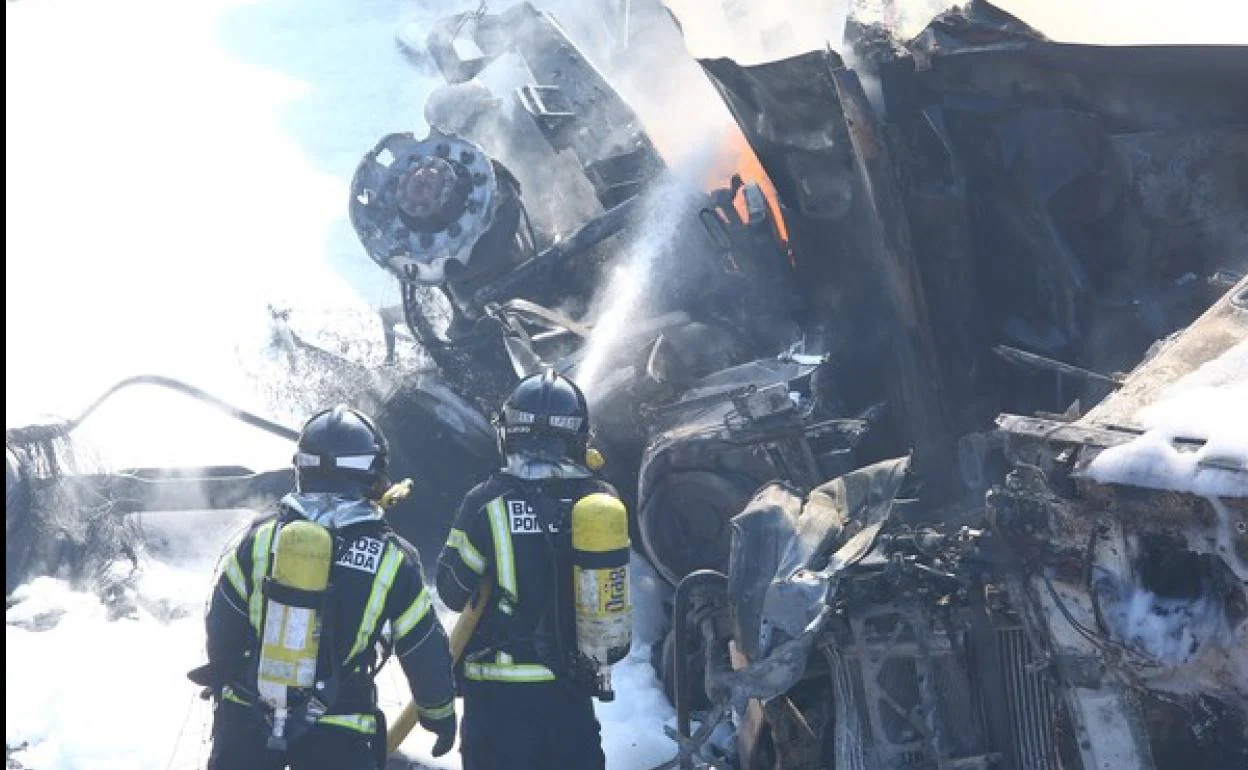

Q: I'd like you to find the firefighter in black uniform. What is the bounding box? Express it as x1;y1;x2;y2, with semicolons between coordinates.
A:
437;370;618;770
192;405;458;769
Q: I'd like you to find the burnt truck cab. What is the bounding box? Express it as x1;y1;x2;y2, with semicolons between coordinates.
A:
654;1;1247;768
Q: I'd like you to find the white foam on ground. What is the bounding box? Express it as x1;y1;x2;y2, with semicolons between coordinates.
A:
7;534;681;770
6;574;215;770
1096;571;1230;664
1087;340;1248;497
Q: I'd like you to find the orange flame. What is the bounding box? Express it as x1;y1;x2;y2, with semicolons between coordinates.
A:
705;128;790;245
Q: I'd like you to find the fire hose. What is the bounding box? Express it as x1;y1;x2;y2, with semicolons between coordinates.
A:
6;374;300;447
6;375;301;529
387;579;493;755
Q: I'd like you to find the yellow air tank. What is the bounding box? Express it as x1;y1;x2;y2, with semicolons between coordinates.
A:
571;493;632;700
257;519;333;749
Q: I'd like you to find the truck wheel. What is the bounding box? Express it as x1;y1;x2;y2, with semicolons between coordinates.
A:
639;470;754;585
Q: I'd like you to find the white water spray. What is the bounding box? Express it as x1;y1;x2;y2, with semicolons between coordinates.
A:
576;176;710;397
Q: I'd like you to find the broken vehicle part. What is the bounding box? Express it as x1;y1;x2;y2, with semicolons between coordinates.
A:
9;2;1247;767
988;276;1247;770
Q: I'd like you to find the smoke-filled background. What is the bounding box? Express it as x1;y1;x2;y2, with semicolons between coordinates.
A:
9;0;1248;455
6;0;1247;768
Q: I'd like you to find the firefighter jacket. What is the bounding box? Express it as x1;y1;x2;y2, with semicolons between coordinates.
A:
205;495;456;736
436;469;619;685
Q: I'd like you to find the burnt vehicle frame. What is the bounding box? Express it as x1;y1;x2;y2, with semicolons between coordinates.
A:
6;2;1248;768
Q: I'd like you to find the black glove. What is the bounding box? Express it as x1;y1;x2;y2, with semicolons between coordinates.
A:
188;662;227;691
187;664;225;701
420;710;457;758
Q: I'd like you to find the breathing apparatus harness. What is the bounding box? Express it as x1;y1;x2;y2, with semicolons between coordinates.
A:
460;480;603;698
243;479;414;750
465;372;629;698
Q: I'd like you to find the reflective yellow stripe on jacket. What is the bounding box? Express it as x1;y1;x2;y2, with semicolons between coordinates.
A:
446;528;486;574
248;520;278;633
416;699;456;721
463;651;555;683
319;713;378;734
345;542;403;663
393;587;432;641
486;498;517;610
220;689;378;734
222;552;247;598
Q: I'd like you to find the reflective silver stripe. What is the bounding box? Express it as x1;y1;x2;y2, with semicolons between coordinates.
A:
293;453;377;471
416;700;456;721
393;587;432;640
487;498;517;599
333;454;377;471
222;552;246;598
502;406;535;425
248;520;277;633
447;528;487;574
548;414;583;431
345;544;402;663
318;713;377;733
463;660;555;682
294;452;321;467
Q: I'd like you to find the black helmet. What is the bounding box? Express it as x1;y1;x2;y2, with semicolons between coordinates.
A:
293;405;389;499
498;370;591;462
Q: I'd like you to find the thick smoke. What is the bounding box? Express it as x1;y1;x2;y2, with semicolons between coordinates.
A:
668;0;852;63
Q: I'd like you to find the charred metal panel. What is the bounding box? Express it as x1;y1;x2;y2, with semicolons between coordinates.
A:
991;280;1248;770
1083;276;1248;429
699;52;855;221
900;15;1248;384
701;53;956;499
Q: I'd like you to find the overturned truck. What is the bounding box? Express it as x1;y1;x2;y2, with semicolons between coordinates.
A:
6;1;1247;768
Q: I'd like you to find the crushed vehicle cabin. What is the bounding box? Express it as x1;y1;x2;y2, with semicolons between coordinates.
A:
5;1;1246;768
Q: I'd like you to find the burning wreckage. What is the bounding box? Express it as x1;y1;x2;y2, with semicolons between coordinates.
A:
6;1;1247;768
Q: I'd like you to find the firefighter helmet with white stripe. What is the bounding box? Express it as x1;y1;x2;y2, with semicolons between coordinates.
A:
294;405;389;499
498;370;591;462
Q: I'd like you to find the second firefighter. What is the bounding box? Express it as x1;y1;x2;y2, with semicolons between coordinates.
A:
437;370;629;770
